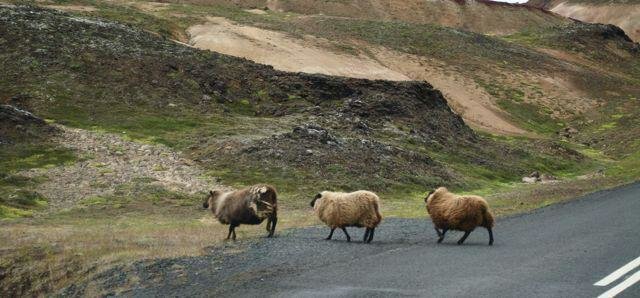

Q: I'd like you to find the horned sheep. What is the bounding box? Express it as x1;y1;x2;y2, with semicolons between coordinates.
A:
310;190;382;243
203;184;278;240
425;187;494;245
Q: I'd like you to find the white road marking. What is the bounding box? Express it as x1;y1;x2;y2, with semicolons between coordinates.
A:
597;270;640;298
595;256;640;286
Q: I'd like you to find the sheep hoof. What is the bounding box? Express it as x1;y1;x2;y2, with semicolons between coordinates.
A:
457;241;464;245
437;238;443;244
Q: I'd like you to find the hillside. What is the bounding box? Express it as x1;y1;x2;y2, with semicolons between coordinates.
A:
1;5;586;211
1;2;640;296
18;0;639;135
528;0;640;41
151;0;568;36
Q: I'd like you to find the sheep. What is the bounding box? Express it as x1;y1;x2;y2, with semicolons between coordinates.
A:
310;190;382;243
424;187;494;245
202;184;278;240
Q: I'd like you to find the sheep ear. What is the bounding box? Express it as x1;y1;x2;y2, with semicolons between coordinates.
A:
315;193;322;199
210;190;214;195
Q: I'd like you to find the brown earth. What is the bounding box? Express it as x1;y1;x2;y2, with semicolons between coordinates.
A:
367;47;527;135
187;17;409;81
44;5;97;12
186;17;526;135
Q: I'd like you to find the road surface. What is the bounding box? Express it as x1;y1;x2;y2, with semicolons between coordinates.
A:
90;183;640;297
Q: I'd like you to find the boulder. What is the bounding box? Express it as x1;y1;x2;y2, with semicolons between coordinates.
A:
540;174;557;183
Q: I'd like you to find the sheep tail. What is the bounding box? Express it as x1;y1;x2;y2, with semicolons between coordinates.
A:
482;206;495;229
374;200;383;225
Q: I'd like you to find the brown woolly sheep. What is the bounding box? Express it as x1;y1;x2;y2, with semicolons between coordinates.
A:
425;187;494;245
310;190;382;243
203;184;278;240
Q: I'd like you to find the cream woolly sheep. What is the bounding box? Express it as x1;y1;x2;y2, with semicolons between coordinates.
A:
202;184;278;240
310;190;382;243
424;187;494;245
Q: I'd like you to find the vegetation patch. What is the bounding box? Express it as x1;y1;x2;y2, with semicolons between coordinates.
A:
0;144;75;219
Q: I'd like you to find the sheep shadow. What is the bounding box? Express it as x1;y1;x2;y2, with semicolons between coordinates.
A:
280;218;497;249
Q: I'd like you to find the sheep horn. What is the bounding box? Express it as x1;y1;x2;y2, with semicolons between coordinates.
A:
257;200;273;208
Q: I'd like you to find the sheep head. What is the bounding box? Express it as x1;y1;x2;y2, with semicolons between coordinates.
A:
424;189;436;203
203;190;222;210
310;193;322;207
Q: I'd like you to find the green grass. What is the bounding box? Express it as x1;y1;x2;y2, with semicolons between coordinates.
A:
476;79;563;134
0;144;76;173
496;99;561;134
0;144;75;219
607;150;640;180
50;105;203;147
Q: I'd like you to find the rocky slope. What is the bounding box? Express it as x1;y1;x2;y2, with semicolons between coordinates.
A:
528;0;640;41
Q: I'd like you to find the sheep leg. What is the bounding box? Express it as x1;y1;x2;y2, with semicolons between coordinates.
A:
487;227;494;246
268;216;277;238
266;219;271;232
226;224;234;240
326;228;335;240
341;227;351;242
227;223;238;241
363;228;370;243
434;227;442;237
438;228;448;243
457;231;471;245
367;228;375;243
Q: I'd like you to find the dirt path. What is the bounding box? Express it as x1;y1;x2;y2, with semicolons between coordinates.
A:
19;125;222;211
187;17;409;81
43;5;97;13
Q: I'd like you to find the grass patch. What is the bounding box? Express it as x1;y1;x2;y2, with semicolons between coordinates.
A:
606;150;640;180
477;80;562;134
0;144;76;173
496;99;561;134
0;144;75;219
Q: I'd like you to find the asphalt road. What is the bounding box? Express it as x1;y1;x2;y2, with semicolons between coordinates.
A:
95;183;640;297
